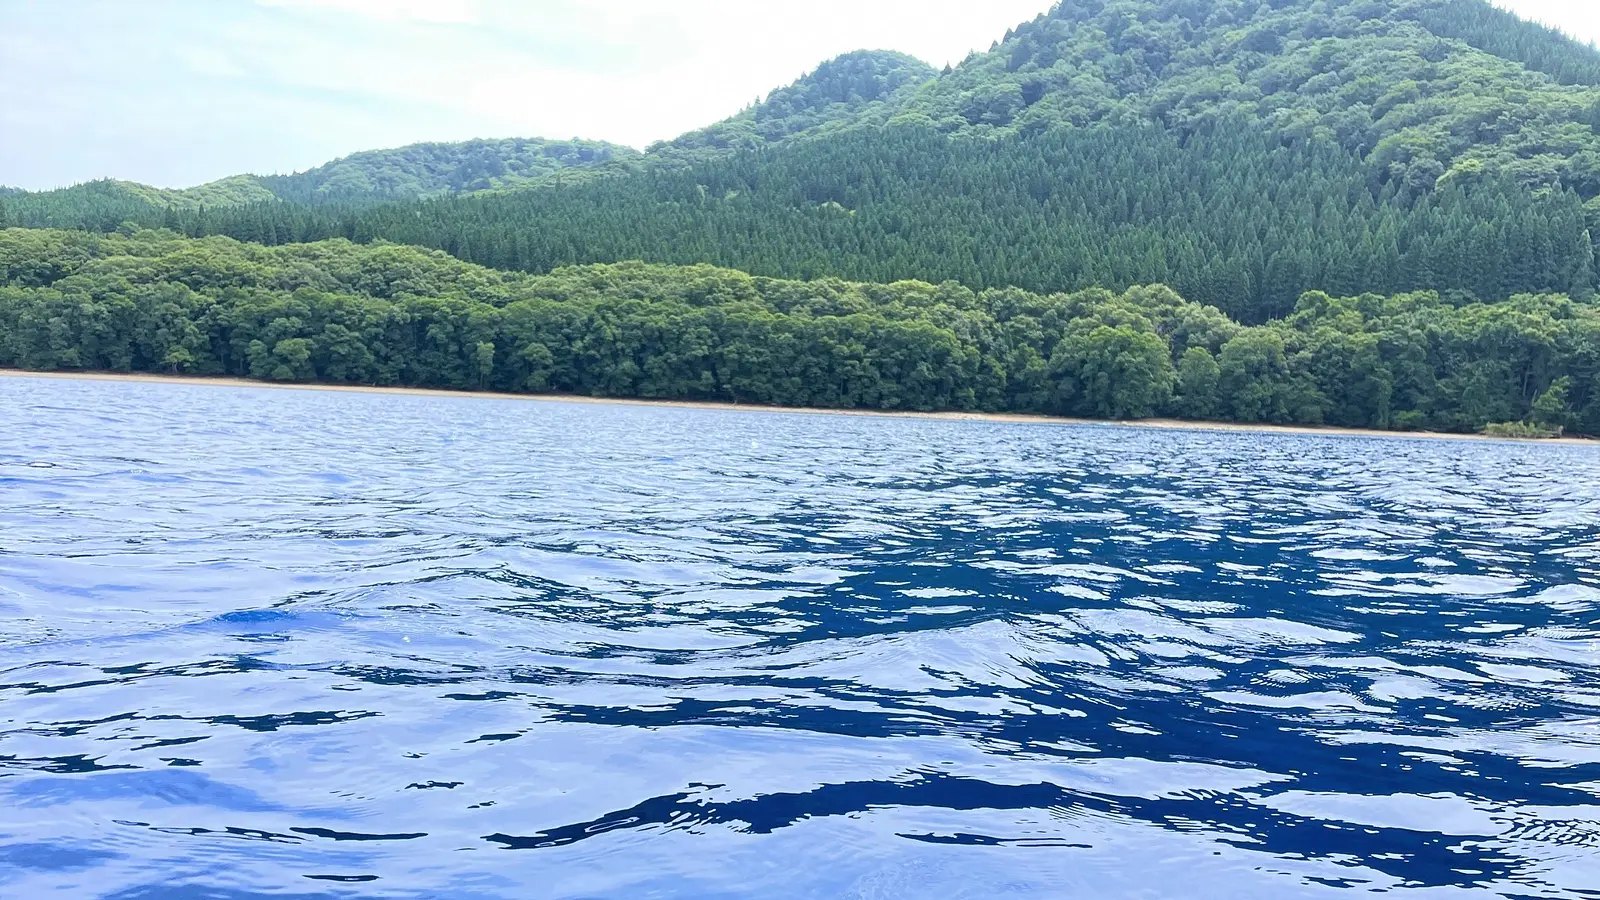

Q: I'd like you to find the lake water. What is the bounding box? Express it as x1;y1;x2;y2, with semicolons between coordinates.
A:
3;375;1600;899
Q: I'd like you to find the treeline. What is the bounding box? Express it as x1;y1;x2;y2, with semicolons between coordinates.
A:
2;228;1595;434
5;123;1595;326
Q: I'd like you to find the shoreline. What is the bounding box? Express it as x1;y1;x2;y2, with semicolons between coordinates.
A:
5;368;1596;446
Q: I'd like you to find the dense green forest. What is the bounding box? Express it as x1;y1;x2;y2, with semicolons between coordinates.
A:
3;228;1594;434
6;0;1600;325
8;122;1591;325
3;0;1600;436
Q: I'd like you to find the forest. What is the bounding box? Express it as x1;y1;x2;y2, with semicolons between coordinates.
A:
7;0;1600;325
2;228;1593;434
3;0;1600;436
7;122;1595;326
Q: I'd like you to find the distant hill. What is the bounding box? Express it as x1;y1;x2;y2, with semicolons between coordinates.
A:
0;177;278;230
254;137;640;203
1;137;640;220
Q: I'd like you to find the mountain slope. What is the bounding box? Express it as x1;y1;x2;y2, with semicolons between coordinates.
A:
896;0;1600;197
1407;0;1600;86
6;0;1600;324
660;50;938;154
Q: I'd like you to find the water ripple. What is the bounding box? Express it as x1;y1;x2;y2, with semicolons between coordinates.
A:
3;375;1600;898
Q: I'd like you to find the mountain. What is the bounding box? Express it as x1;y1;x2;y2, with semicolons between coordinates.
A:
893;0;1600;196
0;176;281;231
5;0;1600;328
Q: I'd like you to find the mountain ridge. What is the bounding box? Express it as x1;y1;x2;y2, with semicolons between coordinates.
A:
20;1;1600;206
656;49;938;156
5;137;640;210
1;49;926;205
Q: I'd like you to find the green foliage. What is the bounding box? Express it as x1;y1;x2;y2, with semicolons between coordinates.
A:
1404;0;1600;87
14;121;1595;324
1051;324;1175;418
1532;374;1573;428
1175;346;1222;419
2;228;1596;437
1483;420;1563;438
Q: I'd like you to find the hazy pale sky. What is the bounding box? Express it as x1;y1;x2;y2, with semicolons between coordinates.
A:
0;0;1595;191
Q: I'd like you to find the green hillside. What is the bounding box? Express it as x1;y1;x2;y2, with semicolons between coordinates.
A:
254;137;639;203
9;0;1598;325
899;0;1600;197
1;137;639;219
660;50;938;154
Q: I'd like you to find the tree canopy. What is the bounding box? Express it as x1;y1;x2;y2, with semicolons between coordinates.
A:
3;227;1595;435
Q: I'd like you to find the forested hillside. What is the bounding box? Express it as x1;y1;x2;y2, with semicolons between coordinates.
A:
254;138;638;203
3;228;1595;434
6;0;1599;325
904;0;1600;197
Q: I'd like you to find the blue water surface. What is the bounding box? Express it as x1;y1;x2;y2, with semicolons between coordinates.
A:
2;374;1600;899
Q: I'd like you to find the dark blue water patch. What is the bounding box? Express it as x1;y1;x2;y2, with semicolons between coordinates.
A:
2;373;1600;898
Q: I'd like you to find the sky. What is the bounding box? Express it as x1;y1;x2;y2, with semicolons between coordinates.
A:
0;0;1596;191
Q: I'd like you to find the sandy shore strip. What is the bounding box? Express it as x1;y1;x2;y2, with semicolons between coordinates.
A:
5;368;1596;446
